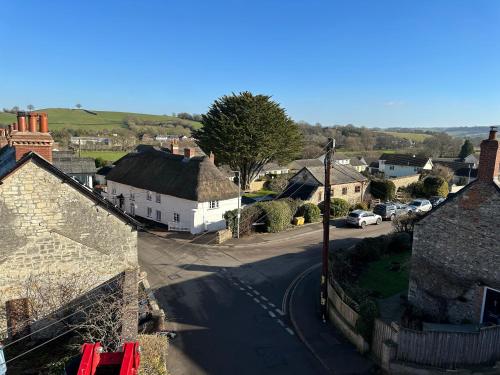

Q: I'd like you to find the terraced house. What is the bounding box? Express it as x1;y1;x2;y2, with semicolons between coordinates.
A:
105;144;240;234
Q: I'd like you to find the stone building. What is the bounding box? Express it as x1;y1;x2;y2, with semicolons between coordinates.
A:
0;112;139;333
281;164;368;204
408;127;500;325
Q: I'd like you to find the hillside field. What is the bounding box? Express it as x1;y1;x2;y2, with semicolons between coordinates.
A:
377;131;432;142
0;108;202;132
80;150;128;162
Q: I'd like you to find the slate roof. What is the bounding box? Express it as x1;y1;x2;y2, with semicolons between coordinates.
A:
288;158;323;169
279;183;318;201
52;152;97;175
262;162;288;172
349;157;367;167
96;165;114;176
380;153;430;167
107;148;239;202
432;159;475;173
304;164;368;185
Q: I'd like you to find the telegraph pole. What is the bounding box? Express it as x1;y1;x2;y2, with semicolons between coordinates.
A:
321;138;335;322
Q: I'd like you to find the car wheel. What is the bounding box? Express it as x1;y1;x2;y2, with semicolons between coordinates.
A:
376;218;382;225
360;221;366;229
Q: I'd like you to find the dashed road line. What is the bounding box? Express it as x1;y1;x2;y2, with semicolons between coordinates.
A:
260;296;268;301
246;292;253;297
260;304;268;310
268;311;276;318
276;309;286;316
253;290;260;295
286;327;295;336
276;319;285;327
253;298;260;303
268;302;276;307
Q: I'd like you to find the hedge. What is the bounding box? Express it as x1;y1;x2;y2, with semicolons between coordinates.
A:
224;204;266;237
423;176;448;197
257;200;294;233
331;198;350;218
370;179;396;201
300;203;321;223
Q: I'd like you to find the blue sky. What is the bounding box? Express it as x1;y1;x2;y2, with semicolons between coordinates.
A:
1;0;499;127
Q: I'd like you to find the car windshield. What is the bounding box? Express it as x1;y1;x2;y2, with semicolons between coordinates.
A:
348;212;361;217
410;201;422;206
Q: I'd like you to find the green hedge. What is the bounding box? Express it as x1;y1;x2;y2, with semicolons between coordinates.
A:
352;202;368;211
423;176;448;197
224;204;266;237
370;179;396;201
331;198;350;217
300;203;321;223
257;200;294;233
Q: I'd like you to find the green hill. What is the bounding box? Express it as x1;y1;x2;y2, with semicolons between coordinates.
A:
376;131;431;142
0;108;202;132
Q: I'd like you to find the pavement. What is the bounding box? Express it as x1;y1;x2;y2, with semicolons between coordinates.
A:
289;265;375;374
138;220;393;374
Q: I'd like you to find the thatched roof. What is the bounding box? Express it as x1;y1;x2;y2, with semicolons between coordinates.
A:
107;148;239;202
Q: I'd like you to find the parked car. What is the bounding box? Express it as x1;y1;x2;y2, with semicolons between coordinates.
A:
429;196;446;207
346;210;382;228
407;199;433;214
373;202;409;220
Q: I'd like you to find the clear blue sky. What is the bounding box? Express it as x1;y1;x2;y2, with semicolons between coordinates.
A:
1;0;499;127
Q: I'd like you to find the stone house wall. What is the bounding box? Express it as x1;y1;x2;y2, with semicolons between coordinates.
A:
388;174;421;191
0;160;138;330
408;181;500;324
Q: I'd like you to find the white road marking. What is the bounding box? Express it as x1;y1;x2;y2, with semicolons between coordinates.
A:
260;296;268;301
286;327;295;336
253;298;260;303
253;290;260;295
281;262;321;315
239;287;246;291
260;304;268;310
276;309;285;316
276;319;285;327
246;292;253;297
268;302;275;307
247;285;253;290
221;268;227;272
232;283;239;287
268;311;276;318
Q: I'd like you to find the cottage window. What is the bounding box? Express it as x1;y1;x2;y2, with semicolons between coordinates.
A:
355;186;361;193
130;192;135;201
156;193;161;203
389;165;395;170
147;207;152;218
130;203;135;215
173;213;180;222
156;210;162;221
342;187;348;195
209;201;219;209
146;191;152;201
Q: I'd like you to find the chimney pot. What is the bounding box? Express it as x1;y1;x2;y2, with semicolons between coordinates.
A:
170;140;179;155
28;112;38;132
16;112;26;132
184;148;194;158
39;112;49;133
488;126;498;140
477;127;500;182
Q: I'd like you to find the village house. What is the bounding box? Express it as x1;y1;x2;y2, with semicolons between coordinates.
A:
378;153;433;178
408;127;500;325
0;112;139;334
105;144;240;234
52;150;97;187
281;164;368;204
288;158;323;172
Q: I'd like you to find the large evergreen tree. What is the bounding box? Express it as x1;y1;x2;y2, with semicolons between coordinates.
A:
194;92;302;190
458;139;475;159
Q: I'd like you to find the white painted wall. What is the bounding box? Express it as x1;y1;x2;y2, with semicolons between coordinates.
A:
379;160;432;178
106;180;239;234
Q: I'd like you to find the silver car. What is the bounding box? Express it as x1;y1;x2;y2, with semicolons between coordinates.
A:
407;199;433;214
346;210;382;228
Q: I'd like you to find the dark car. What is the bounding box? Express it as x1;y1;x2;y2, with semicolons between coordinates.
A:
373;202;408;220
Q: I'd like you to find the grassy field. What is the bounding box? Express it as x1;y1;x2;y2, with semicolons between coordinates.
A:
80;150;128;161
358;251;411;298
378;131;431;142
243;189;277;198
0;108;202;132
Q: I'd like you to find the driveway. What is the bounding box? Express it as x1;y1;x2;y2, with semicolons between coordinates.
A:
138;221;392;374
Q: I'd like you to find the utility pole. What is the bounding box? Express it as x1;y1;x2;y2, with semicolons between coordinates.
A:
321;138;335;322
232;170;241;238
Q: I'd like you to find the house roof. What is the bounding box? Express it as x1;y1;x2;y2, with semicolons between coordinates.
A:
107;148;239;202
280;182;318;201
289;158;323;169
52;153;97;175
432;159;475;173
304;164;368;185
96;165;114;176
0;152;140;228
380;153;430;168
349;157;367;167
262;162;288;172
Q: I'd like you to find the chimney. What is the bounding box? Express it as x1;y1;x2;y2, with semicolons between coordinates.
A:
17;112;27;132
184;148;195;158
9;112;53;162
39;112;49;133
209;151;215;164
28;112;38;132
170;140;179;154
477;126;500;182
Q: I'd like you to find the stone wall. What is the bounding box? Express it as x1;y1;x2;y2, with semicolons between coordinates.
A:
408;181;500;324
0;160;138;331
389;174;421;190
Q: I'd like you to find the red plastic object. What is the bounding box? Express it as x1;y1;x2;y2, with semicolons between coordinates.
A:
77;342;140;375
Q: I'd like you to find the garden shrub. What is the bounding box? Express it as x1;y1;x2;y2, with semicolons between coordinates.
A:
330;198;350;218
257;200;293;233
300;203;321;223
370;179;396;201
264;173;292;193
406;181;425;198
423;176;449;197
355;299;380;342
224;205;266;236
352;202;368;211
280;198;303;217
387;232;412;254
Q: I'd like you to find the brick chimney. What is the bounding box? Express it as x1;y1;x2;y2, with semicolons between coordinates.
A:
184;148;195;158
209;151;215;164
477;126;500;182
8;111;54;162
170;140;179;155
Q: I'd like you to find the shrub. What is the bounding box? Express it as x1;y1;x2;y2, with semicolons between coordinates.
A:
423;176;449;197
264;173;292;193
330;198;350;218
406;181;425;197
257;200;293;233
392;214;417;235
387;232;412;254
352;236;387;264
370;179;396;201
280;198;303;217
352;202;368;211
355;299;380;342
300;203;321;223
224;205;266;236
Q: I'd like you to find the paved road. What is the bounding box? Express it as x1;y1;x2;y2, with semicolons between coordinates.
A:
138;221;392;375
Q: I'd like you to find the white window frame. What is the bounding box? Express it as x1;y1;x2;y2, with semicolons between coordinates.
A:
146;191;152;201
209;200;220;209
147;207;152;218
156;210;162;222
173;213;180;222
480;286;500;324
130;203;135;215
156;193;161;203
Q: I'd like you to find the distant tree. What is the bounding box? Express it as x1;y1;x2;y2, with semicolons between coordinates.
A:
177;112;193;120
422;133;462;157
458;139;475;159
428;164;454;182
192;114;203;122
75;103;82;109
94;157;108;168
27;104;34;111
264;173;292;193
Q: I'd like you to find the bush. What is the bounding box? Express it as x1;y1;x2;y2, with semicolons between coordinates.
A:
352;202;368;211
355;299;380;342
387;232;412;253
300;203;321;223
392;214;417;235
330;198;350;218
406;181;425;197
352;236;387;263
370;179;396;201
224;205;266;236
280;198;303;217
257;200;293;233
423;176;449;197
264;173;292;193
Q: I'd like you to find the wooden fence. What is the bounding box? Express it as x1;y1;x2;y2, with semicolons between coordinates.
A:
372;319;399;362
328;280;359;328
397;325;500;369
